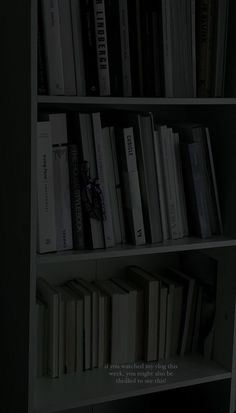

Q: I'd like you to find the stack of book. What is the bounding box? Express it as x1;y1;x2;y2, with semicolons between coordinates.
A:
36;256;217;378
37;111;222;254
38;0;229;97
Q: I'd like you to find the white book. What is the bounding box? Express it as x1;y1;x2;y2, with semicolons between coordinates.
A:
70;0;86;96
118;0;132;96
153;130;170;240
95;279;129;364
110;126;126;243
119;127;146;245
50;113;73;251
67;280;91;370
127;267;159;361
37;278;61;378
41;0;64;95
102;127;122;244
37;121;57;253
93;0;110;95
92;113;115;247
78;113;105;249
58;0;76;95
75;279;99;368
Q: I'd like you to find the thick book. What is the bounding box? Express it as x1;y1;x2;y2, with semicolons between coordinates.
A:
50;113;73;251
116;127;146;245
58;0;77;95
92;113;115;247
37;278;62;378
127;266;159;361
93;0;110;96
37;121;57;253
213;0;229;96
41;0;64;95
70;0;86;96
68;144;85;250
80;0;99;95
95;279;129;364
77;113;105;249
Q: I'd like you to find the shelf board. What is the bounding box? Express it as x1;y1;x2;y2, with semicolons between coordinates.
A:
34;355;231;413
36;236;236;264
37;96;236;106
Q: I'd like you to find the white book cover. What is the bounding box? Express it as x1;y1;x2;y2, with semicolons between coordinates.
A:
70;0;86;96
119;0;132;96
58;0;77;95
93;0;110;95
78;113;105;249
37;121;57;253
121;127;146;245
41;0;64;95
50;114;73;251
92;113;115;248
102;127;122;244
153;130;170;240
110;127;126;243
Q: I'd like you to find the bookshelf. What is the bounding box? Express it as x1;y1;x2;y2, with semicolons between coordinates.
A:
2;0;236;413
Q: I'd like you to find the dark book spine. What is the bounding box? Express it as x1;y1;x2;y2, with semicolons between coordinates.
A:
38;1;48;95
80;0;99;96
104;0;123;96
140;1;155;96
128;0;143;96
68;145;85;250
151;0;164;96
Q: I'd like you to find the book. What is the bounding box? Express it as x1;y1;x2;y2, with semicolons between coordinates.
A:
41;0;64;95
116;127;146;245
92;113;115;247
38;1;48;95
118;0;132;96
93;0;110;95
213;0;229;96
70;0;86;96
77;113;105;249
127;0;143;96
37;121;57;253
127;266;159;361
68;144;85;250
36;299;48;377
95;279;129;364
50;113;73;250
58;0;77;95
158;282;168;360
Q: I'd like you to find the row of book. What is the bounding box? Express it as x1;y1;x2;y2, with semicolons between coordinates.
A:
38;0;229;97
36;259;216;378
37;111;223;254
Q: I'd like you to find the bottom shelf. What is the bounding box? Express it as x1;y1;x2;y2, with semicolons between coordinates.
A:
34;355;231;413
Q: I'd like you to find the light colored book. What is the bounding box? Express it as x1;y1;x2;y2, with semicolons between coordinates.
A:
127;266;159;361
70;0;86;96
50;113;73;251
37;121;57;253
41;0;64;95
58;0;76;95
92;113;115;248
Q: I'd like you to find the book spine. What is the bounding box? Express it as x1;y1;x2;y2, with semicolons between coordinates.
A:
121;127;146;245
119;0;132;96
191;0;197;97
52;144;74;250
58;0;77;95
161;0;173;97
127;0;143;96
70;0;86;96
93;0;111;96
92;113;115;247
37;122;57;253
80;0;99;95
41;0;64;95
68;144;85;250
38;1;48;95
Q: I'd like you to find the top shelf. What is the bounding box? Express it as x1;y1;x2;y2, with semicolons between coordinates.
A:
37;96;236;107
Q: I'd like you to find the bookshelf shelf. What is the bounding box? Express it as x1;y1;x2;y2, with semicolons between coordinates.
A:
34;355;231;413
37;96;236;107
37;237;236;265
